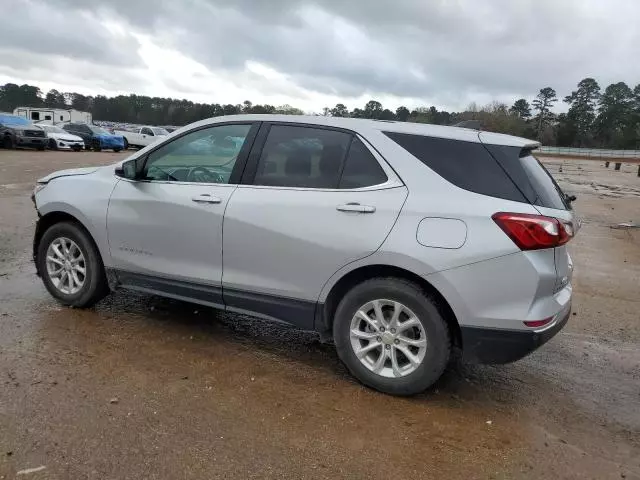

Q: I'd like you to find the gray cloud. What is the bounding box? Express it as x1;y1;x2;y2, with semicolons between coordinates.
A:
4;0;640;109
0;0;142;68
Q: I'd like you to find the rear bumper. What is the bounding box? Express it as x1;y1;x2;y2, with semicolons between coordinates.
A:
460;305;571;364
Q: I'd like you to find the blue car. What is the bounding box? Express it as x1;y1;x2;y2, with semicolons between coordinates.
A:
61;123;125;152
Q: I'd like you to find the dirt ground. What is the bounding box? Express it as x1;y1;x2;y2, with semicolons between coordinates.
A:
0;149;638;479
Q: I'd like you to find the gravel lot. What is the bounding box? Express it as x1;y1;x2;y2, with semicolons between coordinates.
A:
1;149;639;479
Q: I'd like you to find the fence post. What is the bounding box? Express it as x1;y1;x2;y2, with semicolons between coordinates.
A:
614;163;621;171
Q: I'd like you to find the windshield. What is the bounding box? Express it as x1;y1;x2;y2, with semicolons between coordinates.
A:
0;115;31;126
90;126;110;135
42;125;67;134
151;127;169;136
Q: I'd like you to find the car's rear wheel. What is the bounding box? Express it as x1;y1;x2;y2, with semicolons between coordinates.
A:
3;136;14;149
48;138;57;150
333;278;451;396
37;221;109;308
92;139;101;152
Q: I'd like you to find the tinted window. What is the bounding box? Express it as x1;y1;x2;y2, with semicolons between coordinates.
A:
519;154;569;210
385;132;527;202
144;124;252;184
339;138;388;189
384;132;527;203
31;112;40;120
254;126;351;188
482;144;569;210
141;127;153;135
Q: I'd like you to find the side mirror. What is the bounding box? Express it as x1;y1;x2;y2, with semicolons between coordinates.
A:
115;159;139;180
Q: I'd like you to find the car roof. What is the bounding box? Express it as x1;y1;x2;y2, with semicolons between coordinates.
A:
192;114;539;148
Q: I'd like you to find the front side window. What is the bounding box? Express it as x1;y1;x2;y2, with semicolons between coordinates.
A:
253;126;351;188
143;124;252;184
141;127;153;136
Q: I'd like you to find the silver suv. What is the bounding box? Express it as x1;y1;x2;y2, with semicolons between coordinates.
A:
32;115;575;395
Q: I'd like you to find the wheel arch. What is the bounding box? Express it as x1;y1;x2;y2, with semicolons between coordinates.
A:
33;210;105;276
317;264;462;349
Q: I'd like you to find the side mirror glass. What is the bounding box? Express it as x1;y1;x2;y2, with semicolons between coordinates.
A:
115;159;138;180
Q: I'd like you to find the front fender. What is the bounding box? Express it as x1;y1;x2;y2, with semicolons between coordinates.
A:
35;172;119;267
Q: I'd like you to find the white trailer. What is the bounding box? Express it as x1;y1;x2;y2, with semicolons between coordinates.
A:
13;107;92;125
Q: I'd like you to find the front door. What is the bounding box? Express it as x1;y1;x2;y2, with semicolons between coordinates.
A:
106;122;259;304
222;123;408;328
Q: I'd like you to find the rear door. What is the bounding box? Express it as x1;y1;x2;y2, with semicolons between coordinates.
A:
222;123;408;328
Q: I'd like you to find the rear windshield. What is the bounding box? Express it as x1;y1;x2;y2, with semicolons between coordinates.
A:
482;144;569;211
518;153;569;210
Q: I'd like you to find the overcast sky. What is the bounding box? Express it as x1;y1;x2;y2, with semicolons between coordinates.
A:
1;0;638;113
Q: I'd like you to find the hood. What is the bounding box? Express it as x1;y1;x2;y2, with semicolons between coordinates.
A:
38;167;100;183
2;123;34;130
47;132;83;142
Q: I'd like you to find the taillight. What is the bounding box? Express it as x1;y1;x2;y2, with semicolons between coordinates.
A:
492;212;573;251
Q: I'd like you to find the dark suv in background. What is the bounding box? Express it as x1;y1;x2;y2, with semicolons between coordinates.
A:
0;114;46;150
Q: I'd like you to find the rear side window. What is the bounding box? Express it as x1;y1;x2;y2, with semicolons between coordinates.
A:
383;132;527;203
339;137;388;189
254;125;351;188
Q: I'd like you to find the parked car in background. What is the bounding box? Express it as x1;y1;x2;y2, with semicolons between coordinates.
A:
0;114;47;150
31;115;576;396
39;124;84;151
13;107;92;125
61;123;124;152
113;126;169;149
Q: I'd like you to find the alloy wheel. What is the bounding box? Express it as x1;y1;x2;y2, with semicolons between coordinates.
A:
45;237;87;295
349;299;427;378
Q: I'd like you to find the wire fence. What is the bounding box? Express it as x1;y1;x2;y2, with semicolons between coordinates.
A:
537;146;640;159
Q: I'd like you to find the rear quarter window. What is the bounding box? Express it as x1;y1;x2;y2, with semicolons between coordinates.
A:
383;132;527;203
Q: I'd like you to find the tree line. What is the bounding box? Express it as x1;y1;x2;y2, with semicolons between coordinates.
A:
1;78;638;148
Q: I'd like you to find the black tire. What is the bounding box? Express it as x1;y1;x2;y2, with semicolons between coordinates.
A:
333;277;451;396
37;221;109;308
123;138;129;150
37;145;45;151
2;135;14;149
92;139;102;152
48;138;58;150
113;148;122;153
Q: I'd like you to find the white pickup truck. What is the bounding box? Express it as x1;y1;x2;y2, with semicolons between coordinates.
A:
114;126;170;149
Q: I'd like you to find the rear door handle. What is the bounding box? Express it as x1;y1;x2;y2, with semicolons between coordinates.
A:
336;203;376;213
192;194;222;204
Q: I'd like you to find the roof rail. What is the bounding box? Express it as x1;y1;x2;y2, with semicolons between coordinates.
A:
452;120;482;130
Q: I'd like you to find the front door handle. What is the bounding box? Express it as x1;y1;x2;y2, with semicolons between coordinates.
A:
336;203;376;213
192;194;222;204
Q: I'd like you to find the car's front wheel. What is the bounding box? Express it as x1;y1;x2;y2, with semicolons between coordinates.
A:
48;138;57;150
37;221;109;308
92;139;102;152
333;278;451;396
